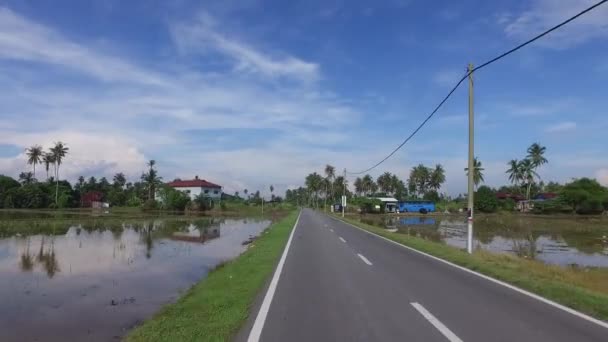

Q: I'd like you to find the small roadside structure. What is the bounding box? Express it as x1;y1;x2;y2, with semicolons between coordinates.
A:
166;176;222;201
375;197;399;213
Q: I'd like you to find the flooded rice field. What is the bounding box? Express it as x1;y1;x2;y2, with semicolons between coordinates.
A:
0;216;271;341
358;214;608;268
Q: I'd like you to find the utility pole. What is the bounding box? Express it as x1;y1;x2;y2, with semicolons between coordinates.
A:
467;63;475;254
342;168;346;218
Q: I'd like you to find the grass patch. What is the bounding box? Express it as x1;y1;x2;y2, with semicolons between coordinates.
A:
335;214;608;321
125;210;300;342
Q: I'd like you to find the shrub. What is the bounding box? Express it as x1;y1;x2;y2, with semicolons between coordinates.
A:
474;186;498;213
220;201;227;211
156;186;190;211
126;196;142;207
192;193;214;211
576;198;604;215
142;199;159;211
500;198;516;212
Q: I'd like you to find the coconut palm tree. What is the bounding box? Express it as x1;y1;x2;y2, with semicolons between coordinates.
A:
50;142;69;204
244;189;248;199
527;143;547;168
42;153;55;180
361;174;376;196
142;160;161;200
113;172;126;189
354;177;363;196
506;159;521;187
429;164;446;191
324;164;336;205
305;172;323;208
19;171;35;185
519;158;539;200
26;145;43;179
464;157;484;189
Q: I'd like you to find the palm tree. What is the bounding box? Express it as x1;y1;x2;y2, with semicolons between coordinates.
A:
361;174;376;196
429;164;446;191
26;145;43;179
270;185;274;200
527;143;547;168
19;171;35;185
519;158;539;200
377;172;393;195
305;172;323;208
50;142;69;204
506;159;521;187
43;153;55;180
324;164;336;208
244;189;248;199
142;160;161;200
354;177;363;196
464;157;484;189
113;172;126;189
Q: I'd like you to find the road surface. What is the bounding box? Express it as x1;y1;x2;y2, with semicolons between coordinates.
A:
246;209;607;341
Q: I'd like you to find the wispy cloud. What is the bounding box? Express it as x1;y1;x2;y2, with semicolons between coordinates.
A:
502;0;608;49
170;11;319;82
545;121;577;133
432;69;464;87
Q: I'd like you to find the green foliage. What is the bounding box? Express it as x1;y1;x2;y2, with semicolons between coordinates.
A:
531;199;572;214
0;175;20;208
142;199;159;211
351;197;382;213
474;186;498;213
157;186;191;211
560;178;608;214
500;198;516;212
423;190;440;203
192;193;214;211
126;196;143;207
220;201;227;211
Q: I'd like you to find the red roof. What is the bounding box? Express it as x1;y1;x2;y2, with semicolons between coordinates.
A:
166;179;221;188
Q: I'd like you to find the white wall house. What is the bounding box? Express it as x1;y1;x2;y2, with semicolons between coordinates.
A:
166;176;223;200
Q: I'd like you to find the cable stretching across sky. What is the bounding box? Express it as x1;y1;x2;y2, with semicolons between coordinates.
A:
346;0;608;175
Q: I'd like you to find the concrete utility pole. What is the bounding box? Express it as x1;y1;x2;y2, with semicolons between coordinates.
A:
467;63;475;254
342;168;346;218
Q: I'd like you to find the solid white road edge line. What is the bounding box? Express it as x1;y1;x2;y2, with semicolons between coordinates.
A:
247;210;302;342
330;215;608;330
339;237;346;243
357;253;373;266
411;302;463;342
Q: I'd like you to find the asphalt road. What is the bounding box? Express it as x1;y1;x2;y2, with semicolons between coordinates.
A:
247;209;608;342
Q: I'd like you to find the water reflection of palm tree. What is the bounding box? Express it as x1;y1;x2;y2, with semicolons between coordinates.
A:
512;233;537;259
20;237;34;272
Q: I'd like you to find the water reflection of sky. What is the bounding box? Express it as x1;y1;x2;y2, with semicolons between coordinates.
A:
377;216;608;268
0;218;270;342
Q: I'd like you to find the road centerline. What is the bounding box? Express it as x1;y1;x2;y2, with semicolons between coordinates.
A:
411;302;463;342
339;237;346;243
357;253;373;266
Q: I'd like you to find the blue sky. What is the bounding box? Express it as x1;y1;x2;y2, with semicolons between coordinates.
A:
0;0;607;196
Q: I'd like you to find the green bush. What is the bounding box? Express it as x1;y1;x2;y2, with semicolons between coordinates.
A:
156;186;190;211
220;201;227;211
126;196;142;207
577;198;604;215
475;186;498;213
192;193;214;211
142;199;159;211
500;198;516;211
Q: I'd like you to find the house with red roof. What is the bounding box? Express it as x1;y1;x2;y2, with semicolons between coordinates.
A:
166;176;223;200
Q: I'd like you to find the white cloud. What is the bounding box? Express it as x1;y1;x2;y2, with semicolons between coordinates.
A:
170;11;319;82
503;0;608;49
0;7;166;85
544;121;577;133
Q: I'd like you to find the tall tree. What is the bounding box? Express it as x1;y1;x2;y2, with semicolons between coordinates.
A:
244;189;248;199
429;164;446;191
26;145;43;179
409;164;430;197
527;143;548;168
506;159;522;189
50;142;69;204
270;184;274;200
377;172;393;195
361;174;376;196
354;177;363;196
305;172;323;208
142;160;161;200
464;157;484;189
519;158;539;200
42;153;55;180
324;164;336;207
113;172;127;189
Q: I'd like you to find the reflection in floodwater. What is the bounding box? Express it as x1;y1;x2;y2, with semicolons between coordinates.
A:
0;217;271;342
359;214;608;268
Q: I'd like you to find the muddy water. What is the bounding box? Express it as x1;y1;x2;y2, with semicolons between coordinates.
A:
0;217;270;341
359;214;608;268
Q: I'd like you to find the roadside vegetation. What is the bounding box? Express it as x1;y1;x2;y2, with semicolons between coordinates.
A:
334;214;608;321
285;142;608;216
126;210;299;342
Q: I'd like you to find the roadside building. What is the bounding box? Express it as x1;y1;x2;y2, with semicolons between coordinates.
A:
166;176;222;201
375;197;399;213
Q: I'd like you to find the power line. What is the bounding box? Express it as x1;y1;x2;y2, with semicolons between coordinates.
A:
346;0;608;175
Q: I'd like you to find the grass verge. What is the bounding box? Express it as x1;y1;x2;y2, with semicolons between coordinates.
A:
334;214;608;322
125;210;299;342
